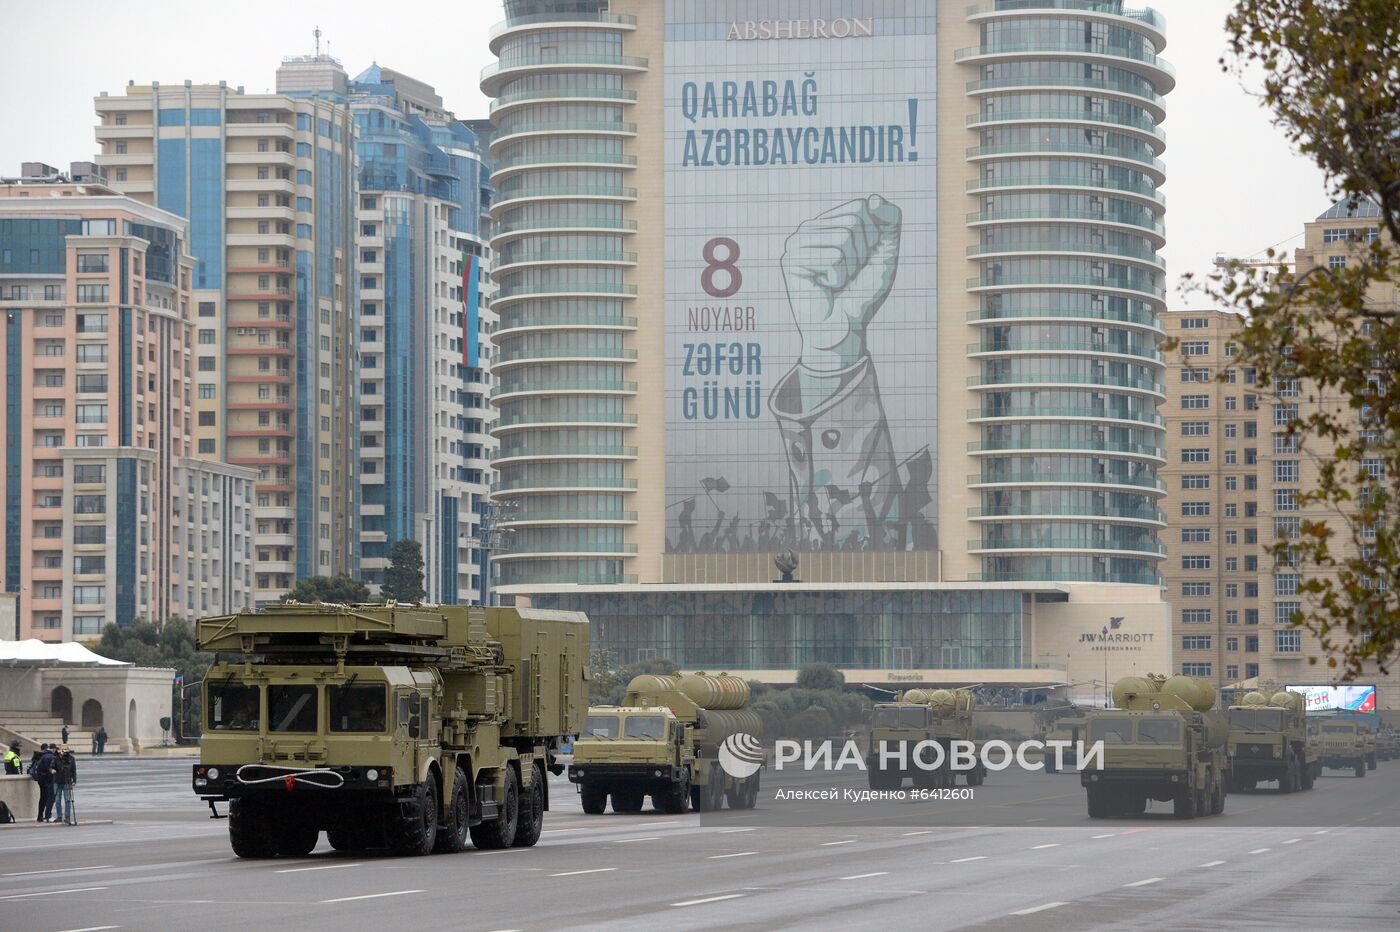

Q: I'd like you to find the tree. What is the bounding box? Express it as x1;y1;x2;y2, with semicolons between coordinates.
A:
381;539;426;604
1194;0;1400;676
795;662;845;692
590;653;679;705
96;618;211;740
284;574;371;605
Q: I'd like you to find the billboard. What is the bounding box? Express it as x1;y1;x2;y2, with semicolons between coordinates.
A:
663;1;938;555
1285;684;1378;712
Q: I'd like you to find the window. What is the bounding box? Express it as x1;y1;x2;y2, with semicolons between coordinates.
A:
1224;476;1237;491
267;685;317;732
1275;628;1302;653
1182;609;1213;624
1181;421;1210;436
1182;663;1212;677
1328;255;1347;270
1246;663;1259;678
76;344;107;363
1274;574;1299;597
1274;461;1299;483
198;411;216;426
1226;665;1239;679
73;555;106;575
1182;581;1212;597
198;329;216;345
1226;610;1239;625
1274;435;1299;454
73;585;105;605
1274;404;1298;426
1181;341;1210;356
1181;395;1210;409
1181;475;1210;490
1224;396;1237;411
198;439;216;454
1274;489;1298;511
75;284;108;303
1224;503;1237;517
199;384;216;399
1182;555;1212;570
73;524;106;545
199;356;216;372
1180;318;1210;329
1225;557;1239;572
1182;635;1212;650
73;464;106;484
1181;367;1211;382
1181;448;1210;463
74;494;106;514
1181;528;1211;543
1225;450;1237;465
1181;502;1211;517
76;254;108;273
1245;555;1259;572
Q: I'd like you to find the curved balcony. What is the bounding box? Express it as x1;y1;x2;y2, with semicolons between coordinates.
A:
968;470;1166;493
493;346;638;368
493;445;638;466
967;1;1168;49
494;313;637;339
968;173;1164;207
494;543;639;560
968;436;1165;461
490;120;638;152
489;151;636;182
497;569;639;587
968;143;1165;182
480;54;649;97
491;86;638;119
499;508;638;526
488;11;637;52
492;281;638;307
967;240;1165;269
969;536;1167;558
493;216;637;242
491;379;638;401
492;476;638;493
967;109;1164;150
968;303;1162;331
494;250;637;275
491;412;638;432
968;371;1165;397
967;73;1165;120
967;206;1164;240
491;185;637;218
975;566;1162;585
968;405;1164;428
967;339;1164;362
955;41;1174;93
968;273;1165;301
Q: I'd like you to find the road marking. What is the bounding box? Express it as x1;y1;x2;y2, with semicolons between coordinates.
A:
821;839;857;847
718;828;754;834
276;863;363;873
840;872;889;880
2;865;113;877
1282;838;1300;845
1009;902;1067;916
1314;829;1328;835
648;820;681;826
0;887;108;901
707;852;756;860
1200;860;1226;868
550;868;617;877
1092;833;1117;839
1031;843;1060;850
614;836;661;844
541;828;586;834
320;890;423;904
672;893;746;907
902;830;933;836
55;927;119;932
1248;848;1270;855
950;856;987;863
1123;877;1162;888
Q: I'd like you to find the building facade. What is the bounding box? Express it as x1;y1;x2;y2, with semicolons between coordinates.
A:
347;65;497;604
0;166;255;640
483;0;1174;697
94;66;358;605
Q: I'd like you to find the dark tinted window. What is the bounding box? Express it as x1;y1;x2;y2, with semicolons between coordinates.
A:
1136;718;1182;744
207;683;259;730
328;684;386;733
1089;718;1132;744
267;685;317;733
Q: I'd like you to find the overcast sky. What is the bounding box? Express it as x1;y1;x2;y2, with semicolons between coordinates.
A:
1;0;1332;308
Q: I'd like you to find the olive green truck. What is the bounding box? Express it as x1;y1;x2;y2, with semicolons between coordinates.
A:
192;602;589;858
1226;691;1317;792
867;688;984;789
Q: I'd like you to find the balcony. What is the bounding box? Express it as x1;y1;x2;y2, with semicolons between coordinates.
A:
481;54;649;97
967;108;1165;149
967;273;1166;301
969;470;1165;492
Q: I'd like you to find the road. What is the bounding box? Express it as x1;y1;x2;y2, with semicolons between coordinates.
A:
2;756;1398;931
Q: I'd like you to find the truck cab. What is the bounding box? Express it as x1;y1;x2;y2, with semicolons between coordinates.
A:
569;707;693;814
1315;721;1369;777
1081;710;1226;819
1226;704;1316;792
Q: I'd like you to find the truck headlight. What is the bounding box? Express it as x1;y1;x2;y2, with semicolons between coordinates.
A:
207;767;220;780
195;777;208;787
366;768;379;781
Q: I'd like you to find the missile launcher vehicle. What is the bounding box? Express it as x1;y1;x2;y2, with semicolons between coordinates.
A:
1226;691;1318;792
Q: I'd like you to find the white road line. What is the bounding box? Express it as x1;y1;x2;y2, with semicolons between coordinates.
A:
902;830;933;836
1200;860;1226;868
840;872;889;881
1092;833;1117;839
1314;829;1328;835
1282;838;1301;845
820;839;857;847
1248;848;1270;855
276;863;363;874
1123;877;1162;888
0;887;108;901
672;893;746;907
55;927;119;932
550;868;617;877
718;828;754;834
614;836;661;844
648;821;681;826
1010;902;1067;916
1031;843;1060;850
950;856;987;863
707;852;756;860
2;865;113;877
320;890;423;904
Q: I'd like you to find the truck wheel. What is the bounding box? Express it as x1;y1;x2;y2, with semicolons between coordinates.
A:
1126;793;1147;816
392;778;439;857
434;766;470;854
1281;760;1297;793
1355;760;1366;778
581;784;607;815
1214;777;1226;815
661;773;690;814
512;763;545;848
1086;785;1108;818
277;819;320;857
470;766;519;849
1173;787;1196;820
229;799;279;859
740;773;760;809
612;789;644;813
327;829;350;852
1368;753;1377;770
967;765;986;787
1301;764;1315;790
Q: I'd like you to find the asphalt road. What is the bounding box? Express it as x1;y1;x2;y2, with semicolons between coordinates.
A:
2;756;1398;931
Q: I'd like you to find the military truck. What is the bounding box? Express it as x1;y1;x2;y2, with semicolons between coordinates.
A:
1377;729;1399;762
569;673;761;813
192;603;588;858
1034;705;1089;774
1226;691;1317;792
867;688;984;789
1313;719;1370;777
1081;674;1228;819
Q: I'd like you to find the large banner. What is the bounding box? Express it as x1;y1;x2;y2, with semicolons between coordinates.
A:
1286;684;1378;712
664;1;938;555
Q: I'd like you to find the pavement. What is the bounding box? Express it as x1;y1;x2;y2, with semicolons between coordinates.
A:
1;756;1398;930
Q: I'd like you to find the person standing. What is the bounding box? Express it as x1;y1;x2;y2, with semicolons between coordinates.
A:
32;744;56;822
61;724;69;745
96;727;108;755
2;741;20;775
52;745;77;825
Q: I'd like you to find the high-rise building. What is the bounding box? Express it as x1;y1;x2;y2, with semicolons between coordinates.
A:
347;65;497;604
1162;199;1399;708
481;1;1174;697
94;64;359;606
0;165;256;640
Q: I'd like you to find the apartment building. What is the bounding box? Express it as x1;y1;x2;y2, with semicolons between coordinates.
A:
94;64;358;605
0;165;255;640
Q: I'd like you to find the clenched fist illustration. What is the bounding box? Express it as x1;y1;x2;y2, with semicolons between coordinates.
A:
780;194;902;372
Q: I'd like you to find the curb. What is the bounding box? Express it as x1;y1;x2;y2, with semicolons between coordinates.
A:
0;819;114;831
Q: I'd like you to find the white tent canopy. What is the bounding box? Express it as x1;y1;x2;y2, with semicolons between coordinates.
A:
0;638;130;666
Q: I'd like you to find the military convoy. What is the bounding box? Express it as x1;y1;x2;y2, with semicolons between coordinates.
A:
1226;691;1317;792
192;603;588;858
867;688;983;789
569;673;762;813
1081;675;1229;819
1312;718;1373;777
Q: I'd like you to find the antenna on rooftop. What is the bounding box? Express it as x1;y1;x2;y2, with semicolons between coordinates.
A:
314;25;322;56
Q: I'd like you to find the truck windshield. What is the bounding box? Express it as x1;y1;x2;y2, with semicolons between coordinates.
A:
1229;708;1284;731
1089;718;1132;744
874;706;928;728
1321;724;1356;734
584;715;620;738
328;684;387;733
1136;718;1182;744
623;715;667;739
207;682;259;730
267;684;317;733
